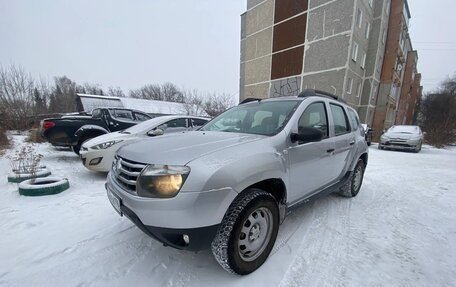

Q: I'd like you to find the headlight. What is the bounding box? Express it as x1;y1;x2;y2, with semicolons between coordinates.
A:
136;165;190;198
91;140;123;150
381;134;389;140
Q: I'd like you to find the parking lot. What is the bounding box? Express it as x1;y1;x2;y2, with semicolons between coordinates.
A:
1;134;455;287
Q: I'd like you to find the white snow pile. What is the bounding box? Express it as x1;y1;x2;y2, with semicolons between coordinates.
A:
0;135;455;287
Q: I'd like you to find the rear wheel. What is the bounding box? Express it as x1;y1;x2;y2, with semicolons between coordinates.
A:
338;159;365;198
211;189;279;275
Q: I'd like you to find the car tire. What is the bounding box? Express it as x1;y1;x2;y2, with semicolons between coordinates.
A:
211;189;279;275
367;141;371;146
18;177;70;196
414;141;422;153
338;159;365;198
378;144;384;150
72;137;91;155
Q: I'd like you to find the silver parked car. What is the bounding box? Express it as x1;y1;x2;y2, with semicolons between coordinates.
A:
378;125;423;153
105;89;369;275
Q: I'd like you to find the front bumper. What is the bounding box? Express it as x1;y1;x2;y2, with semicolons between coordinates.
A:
80;148;114;172
120;202;219;251
105;172;238;251
379;138;421;150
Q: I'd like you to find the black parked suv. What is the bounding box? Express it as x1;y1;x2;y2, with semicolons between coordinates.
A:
41;108;151;154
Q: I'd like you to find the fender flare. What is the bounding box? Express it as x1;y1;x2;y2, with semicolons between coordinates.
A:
74;125;109;142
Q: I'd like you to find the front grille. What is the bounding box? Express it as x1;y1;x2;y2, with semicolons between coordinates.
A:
114;157;147;194
386;142;412;147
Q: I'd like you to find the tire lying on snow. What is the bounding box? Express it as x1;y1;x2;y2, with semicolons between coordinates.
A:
7;168;52;183
18;177;70;196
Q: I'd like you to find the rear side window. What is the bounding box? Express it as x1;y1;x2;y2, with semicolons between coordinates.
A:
134;112;150;122
330;104;350;135
347;109;360;130
111;109;134;121
298;102;329;138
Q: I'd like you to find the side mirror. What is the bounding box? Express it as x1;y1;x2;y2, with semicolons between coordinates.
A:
147;128;164;137
290;127;323;144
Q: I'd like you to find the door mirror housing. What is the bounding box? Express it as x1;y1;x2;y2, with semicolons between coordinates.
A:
290;127;323;144
147;128;164;137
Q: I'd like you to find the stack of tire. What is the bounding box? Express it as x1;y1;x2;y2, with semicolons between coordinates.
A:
7;167;69;196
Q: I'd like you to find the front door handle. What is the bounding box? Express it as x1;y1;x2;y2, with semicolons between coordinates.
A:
326;148;335;153
349;141;355;146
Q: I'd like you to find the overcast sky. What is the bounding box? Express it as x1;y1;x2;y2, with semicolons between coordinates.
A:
0;0;454;97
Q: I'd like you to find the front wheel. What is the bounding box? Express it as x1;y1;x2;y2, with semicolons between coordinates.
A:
211;189;279;275
414;141;422;153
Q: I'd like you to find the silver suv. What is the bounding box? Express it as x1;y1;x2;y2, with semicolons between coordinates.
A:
105;89;368;275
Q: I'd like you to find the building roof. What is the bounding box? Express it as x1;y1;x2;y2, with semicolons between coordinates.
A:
76;94;206;116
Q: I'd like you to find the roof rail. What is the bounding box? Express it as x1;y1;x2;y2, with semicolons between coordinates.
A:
240;98;262;104
297;89;346;103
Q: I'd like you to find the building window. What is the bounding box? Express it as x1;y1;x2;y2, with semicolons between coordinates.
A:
377;55;383;73
371;83;378;100
369;0;373;8
356;82;361;98
365;22;371;39
356;8;363;28
346;78;353;94
361;52;367;69
352;42;359;62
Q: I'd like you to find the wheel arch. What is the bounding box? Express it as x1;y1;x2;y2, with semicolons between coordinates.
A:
74;125;109;142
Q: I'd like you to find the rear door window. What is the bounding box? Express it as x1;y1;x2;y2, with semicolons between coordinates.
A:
347;109;360;130
111;109;134;121
134;112;151;122
330;104;350;136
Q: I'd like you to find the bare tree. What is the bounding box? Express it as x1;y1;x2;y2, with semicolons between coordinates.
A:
182;89;206;116
0;65;35;129
106;86;125;97
130;82;184;103
203;93;236;117
419;74;456;147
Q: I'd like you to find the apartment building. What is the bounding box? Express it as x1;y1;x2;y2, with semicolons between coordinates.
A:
240;0;390;116
239;0;421;132
371;0;421;138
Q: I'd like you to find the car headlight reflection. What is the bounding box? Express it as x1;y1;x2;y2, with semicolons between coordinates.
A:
137;165;190;198
91;140;123;150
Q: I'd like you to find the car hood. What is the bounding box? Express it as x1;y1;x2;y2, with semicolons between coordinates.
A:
384;132;418;140
83;132;135;148
117;131;267;165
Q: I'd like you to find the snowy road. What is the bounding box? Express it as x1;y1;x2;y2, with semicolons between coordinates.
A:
1;135;455;287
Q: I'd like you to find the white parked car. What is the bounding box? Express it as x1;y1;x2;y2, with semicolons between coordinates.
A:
378;125;424;153
79;115;210;172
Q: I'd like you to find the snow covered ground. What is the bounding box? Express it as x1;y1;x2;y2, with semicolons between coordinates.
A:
1;134;455;287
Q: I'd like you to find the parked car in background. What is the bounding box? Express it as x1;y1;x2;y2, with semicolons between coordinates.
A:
379;125;423;153
80;115;209;172
105;89;368;275
40;108;152;155
361;124;373;146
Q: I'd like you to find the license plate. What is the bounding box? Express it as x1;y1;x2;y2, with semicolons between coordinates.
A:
107;187;122;216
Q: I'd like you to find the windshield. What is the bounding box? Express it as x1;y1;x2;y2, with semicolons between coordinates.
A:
200;100;300;136
120;117;168;134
